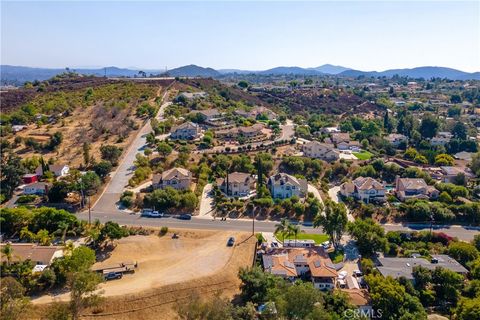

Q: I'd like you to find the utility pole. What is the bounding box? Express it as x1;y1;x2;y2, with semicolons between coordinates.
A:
88;195;91;226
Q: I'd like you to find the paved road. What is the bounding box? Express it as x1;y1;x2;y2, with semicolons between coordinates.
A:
92;91;170;214
78;209;479;241
328;185;355;222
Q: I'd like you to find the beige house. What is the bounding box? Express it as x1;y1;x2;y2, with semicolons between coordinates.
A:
267;173;308;199
235;106;277;120
216;123;264;140
191;108;223;121
395;176;439;201
152;168;192;190
35;164;70;177
170;122;201;140
0;243;63;266
216;172;255;197
262;247;338;290
340;177;386;203
331;132;350;145
303;141;340;162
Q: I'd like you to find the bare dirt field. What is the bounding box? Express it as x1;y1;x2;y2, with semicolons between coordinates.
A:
32;228;256;320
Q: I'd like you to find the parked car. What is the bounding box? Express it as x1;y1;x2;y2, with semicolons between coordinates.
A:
178;214;192;220
149;211;164;218
338;271;348;280
321;241;331;249
141;209;153;217
353;270;363;277
271;242;279;248
105;272;123;280
227;237;235;247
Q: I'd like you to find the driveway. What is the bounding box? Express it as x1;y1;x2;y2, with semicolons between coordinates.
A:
197;183;215;219
92;90;170;214
328;186;354;222
307;183;324;216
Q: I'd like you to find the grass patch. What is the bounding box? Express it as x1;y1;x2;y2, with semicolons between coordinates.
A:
275;232;329;244
329;250;344;263
353;151;373;160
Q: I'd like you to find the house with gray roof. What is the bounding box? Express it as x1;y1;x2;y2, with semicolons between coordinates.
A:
267;173;307;199
376;255;468;281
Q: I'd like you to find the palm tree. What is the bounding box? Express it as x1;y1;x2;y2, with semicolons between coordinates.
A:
1;243;13;266
289;224;301;247
275;218;290;246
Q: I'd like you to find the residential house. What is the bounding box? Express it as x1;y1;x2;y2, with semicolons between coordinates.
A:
262;247;338;290
440;166;475;183
337;141;361;152
216;123;264;140
0;243;63;267
267;173;308;199
235;106;277;120
170;121;201;140
191;108;223;121
23;182;51;195
376;255;468;281
330;133;350;145
22;173;38;184
340;177;386;203
216;172;255;197
35;164;70;177
341;289;372;313
430;136;450;147
152;168;192;191
454;151;474;161
179;91;207;100
49;164;70;177
386;134;408;147
395;176;439;201
321;127;341;134
303;141;340;162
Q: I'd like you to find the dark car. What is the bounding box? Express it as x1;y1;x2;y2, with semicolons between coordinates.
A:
178;214;192;220
227;237;235;247
104;272;123;280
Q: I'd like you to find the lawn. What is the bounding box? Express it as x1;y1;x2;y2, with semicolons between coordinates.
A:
275;232;329;244
328;250;345;263
353;151;373;160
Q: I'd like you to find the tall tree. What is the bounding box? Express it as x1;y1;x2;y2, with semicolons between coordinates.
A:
0;153;26;198
314;200;348;249
419;114;440;139
347;218;388;256
275;218;290;246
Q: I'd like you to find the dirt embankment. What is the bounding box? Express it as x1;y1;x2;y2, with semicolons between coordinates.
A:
31;229;256;320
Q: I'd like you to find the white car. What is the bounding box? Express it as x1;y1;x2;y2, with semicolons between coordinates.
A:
149;211;163;218
321;241;331;249
338;271;348;280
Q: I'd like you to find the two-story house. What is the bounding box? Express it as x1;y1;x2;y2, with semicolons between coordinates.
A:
216;172;255;197
170;122;201;140
262;247;338;290
303;141;340;162
152;167;192;191
267;173;308;199
386;134;408;147
340;177;386;203
395;176;439;201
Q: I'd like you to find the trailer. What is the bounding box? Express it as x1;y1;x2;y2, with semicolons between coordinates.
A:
92;261;138;276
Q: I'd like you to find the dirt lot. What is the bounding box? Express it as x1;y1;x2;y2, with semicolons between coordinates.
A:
32;229;256;320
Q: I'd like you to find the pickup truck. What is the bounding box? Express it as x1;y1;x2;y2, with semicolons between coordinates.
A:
104;272;123;280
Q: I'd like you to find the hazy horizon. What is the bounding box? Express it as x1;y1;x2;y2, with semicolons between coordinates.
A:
2;1;479;72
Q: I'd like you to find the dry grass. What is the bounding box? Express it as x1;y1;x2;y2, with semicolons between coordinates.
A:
30;229;256;320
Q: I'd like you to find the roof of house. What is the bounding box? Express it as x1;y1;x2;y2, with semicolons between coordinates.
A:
331;132;350;142
172;121;199;132
263;247;337;279
0;243;62;265
227;172;254;183
440;166;474;177
153;167;192;184
353;177;384;191
49;164;68;172
341;182;355;195
269;173;302;187
304;141;335;150
193;108;221;117
341;289;371;306
377;255;468;280
454;151;473;161
397;178;428;190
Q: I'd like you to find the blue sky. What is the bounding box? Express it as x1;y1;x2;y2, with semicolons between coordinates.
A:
1;1;479;72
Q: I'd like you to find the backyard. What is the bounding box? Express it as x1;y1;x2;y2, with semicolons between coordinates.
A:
274;232;329;244
353;151;373;160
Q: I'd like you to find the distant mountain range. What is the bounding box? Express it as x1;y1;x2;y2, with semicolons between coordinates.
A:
1;63;479;85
